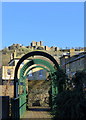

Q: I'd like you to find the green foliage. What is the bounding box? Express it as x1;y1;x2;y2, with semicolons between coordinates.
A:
53;70;86;120
55;68;68;92
48;87;52;108
48;68;68;110
72;70;86;91
17;47;32;56
2;53;11;66
54;90;86;120
1;45;33;65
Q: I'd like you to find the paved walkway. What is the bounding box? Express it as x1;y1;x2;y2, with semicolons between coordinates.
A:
21;107;53;120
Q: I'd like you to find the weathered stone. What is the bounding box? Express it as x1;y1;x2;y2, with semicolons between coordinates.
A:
27;80;51;107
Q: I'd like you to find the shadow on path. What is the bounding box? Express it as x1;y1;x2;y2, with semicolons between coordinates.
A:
27;107;51;112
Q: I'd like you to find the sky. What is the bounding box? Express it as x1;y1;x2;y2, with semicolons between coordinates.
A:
2;2;84;49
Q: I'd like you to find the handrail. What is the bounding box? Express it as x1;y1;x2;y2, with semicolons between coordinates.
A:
13;92;28;100
13;97;19;100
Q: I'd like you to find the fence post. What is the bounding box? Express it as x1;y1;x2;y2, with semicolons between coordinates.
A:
11;98;20;120
0;96;9;119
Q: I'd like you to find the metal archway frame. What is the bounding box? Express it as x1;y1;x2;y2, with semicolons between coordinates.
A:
25;65;50;77
14;51;59;96
18;58;57;118
18;58;56;99
12;51;59;119
24;65;56;95
19;59;56;79
14;51;59;79
19;58;57;98
14;51;59;97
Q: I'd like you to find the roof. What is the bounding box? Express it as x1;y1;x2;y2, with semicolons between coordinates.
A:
8;58;31;64
66;52;86;65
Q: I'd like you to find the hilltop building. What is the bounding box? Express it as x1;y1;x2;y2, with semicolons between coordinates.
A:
31;41;43;47
26;41;60;51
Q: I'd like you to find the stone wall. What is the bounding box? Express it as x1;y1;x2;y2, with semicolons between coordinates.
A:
27;80;51;107
0;85;14;98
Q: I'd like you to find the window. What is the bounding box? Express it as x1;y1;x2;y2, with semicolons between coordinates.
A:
39;70;43;76
7;69;11;75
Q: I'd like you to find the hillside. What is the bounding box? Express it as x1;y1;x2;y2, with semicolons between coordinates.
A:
1;44;32;66
1;43;62;66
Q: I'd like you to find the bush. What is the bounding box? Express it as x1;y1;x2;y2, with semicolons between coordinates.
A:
54;70;86;120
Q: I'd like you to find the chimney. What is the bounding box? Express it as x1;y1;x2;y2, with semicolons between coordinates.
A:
70;49;75;57
13;50;16;59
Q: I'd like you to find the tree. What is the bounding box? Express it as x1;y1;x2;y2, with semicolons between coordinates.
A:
48;68;68;111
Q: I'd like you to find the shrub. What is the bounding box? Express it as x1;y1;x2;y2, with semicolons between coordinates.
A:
54;70;86;120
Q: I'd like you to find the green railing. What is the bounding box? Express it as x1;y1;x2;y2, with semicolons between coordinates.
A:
19;94;27;118
11;93;27;119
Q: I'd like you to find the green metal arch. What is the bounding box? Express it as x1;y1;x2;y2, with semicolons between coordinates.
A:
19;59;56;79
12;51;60;119
14;51;59;98
25;65;50;77
18;58;57;117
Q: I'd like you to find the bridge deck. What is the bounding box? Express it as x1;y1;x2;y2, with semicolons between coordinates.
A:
21;107;53;120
